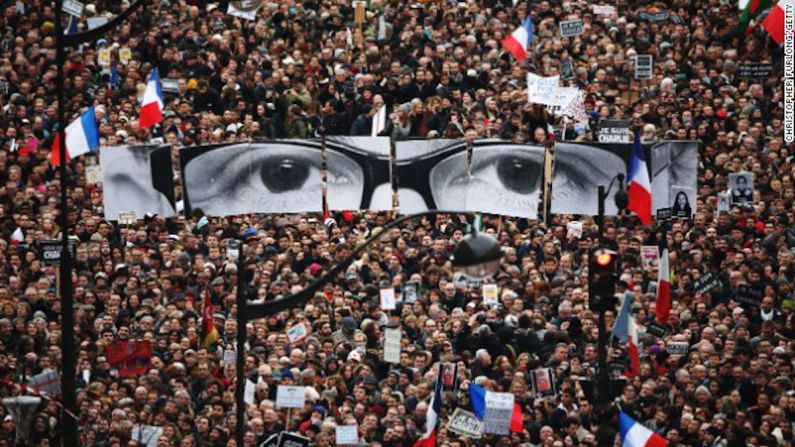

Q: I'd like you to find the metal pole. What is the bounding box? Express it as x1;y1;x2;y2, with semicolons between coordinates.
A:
55;3;78;446
595;184;609;410
235;244;246;447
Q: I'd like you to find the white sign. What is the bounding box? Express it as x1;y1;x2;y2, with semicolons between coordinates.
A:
119;211;137;225
482;284;499;307
87;16;109;30
483;391;514;435
335;425;359;445
245;379;257;405
592;4;616;14
227;0;263;20
161;78;180;94
527;74;560;106
560;19;584;37
62;0;84;17
223;348;236;365
635;55;653;80
286;322;308;343
276;385;306;409
86;164;102;184
446;408;484;438
380;287;396;310
383;328;401;364
131;425;164;447
546;87;581;113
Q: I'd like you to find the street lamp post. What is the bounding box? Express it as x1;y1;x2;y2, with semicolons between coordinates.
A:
234;211;503;443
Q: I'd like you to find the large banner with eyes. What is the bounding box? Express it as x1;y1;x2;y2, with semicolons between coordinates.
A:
100;145;178;220
550;141;698;217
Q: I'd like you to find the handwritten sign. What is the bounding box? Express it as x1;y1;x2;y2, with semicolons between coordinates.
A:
383;328;401;364
483;391;514;435
276;386;306;409
446;408;484;438
380;287;396;310
527;74;560;106
560;19;584;37
335;426;359;445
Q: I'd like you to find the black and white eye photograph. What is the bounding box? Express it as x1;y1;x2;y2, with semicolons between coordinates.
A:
99;145;177;220
180;142;323;216
325;136;393;211
550;143;631;216
671;186;695;218
729;172;755;204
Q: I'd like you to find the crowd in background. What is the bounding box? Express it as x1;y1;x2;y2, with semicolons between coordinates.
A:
0;0;794;446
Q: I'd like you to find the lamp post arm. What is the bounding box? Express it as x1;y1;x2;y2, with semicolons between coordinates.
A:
245;210;469;320
62;0;148;47
604;173;625;197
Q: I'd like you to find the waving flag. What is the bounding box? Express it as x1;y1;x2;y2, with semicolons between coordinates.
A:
502;17;534;62
51;106;100;167
469;383;524;433
414;365;443;447
619;411;668;447
140;69;164;129
762;0;795;44
613;294;640;377
202;289;219;349
627;130;652;224
656;247;670;324
739;0;773;34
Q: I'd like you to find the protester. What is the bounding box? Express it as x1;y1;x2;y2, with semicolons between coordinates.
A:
0;0;793;446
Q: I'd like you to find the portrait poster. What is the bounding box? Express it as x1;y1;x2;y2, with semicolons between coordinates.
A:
651;141;698;214
729;172;754;204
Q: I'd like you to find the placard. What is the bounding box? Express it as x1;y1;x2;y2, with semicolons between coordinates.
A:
531;368;556;397
717;192;731;214
223;348;236;365
335;425;358;445
277;432;310;447
483;391;514;435
641;246;659;271
119;211;138;225
635;55;653;80
86;164;102;184
403;282;420;304
446;408;484;438
646;323;668;338
29;370;61;395
560;58;574;79
598;119;631;143
441;362;458;391
380;287;396;310
259;433;280;447
98;48;111;68
736;285;763;307
656;207;672;220
693;272;721;296
482;284;499;307
245;379;256;405
527;74;560;106
737;62;774;78
87;16;109;30
592;4;616;14
119;47;132;65
161;78;179;94
227;239;240;262
667;341;689;355
353;0;366;25
729;172;754;204
39;239;78;266
671;185;696;218
62;0;84;17
559;19;584;37
639;10;670;22
566;221;583;239
286;322;308;343
383;328;401;364
276;386;306;409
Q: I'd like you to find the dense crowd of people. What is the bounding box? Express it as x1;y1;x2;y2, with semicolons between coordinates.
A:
0;0;793;446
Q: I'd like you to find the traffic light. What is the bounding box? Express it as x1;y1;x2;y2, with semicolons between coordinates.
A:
589;248;618;312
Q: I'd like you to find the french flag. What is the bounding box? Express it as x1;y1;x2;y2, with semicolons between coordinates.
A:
469;383;524;433
140;68;164;129
656;246;670;324
51;106;100;168
619;411;668;447
613;293;640;377
501;17;534;62
626;130;652;224
414;365;443;447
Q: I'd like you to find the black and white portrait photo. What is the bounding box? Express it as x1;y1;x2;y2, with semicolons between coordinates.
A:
671;186;695;218
729;172;754;204
717;192;731;214
651;141;698;214
180;142;323;216
100;145;177;220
